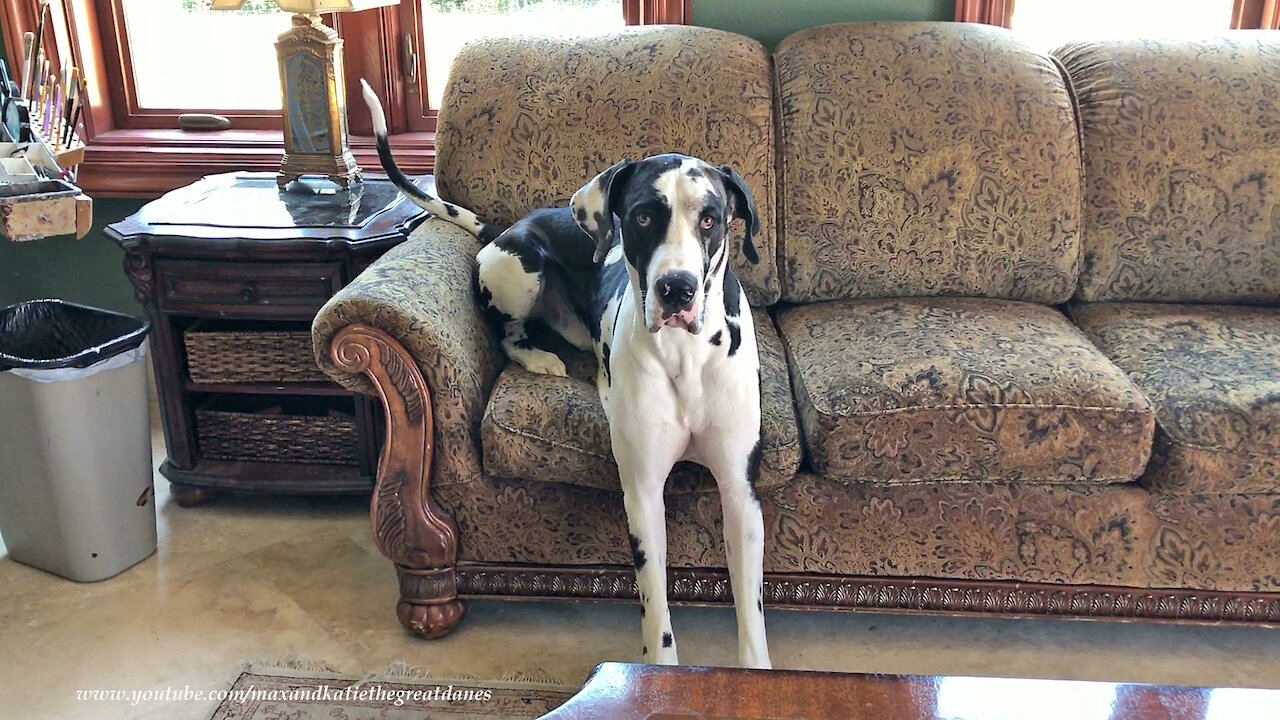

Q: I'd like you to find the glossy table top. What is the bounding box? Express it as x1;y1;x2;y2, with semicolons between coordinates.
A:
539;662;1279;719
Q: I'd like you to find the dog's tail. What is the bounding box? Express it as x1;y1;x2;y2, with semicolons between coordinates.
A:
360;79;503;243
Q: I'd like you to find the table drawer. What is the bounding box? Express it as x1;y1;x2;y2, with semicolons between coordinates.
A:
157;261;342;315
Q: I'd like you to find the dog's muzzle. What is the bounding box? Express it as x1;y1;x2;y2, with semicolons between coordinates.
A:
655;271;700;332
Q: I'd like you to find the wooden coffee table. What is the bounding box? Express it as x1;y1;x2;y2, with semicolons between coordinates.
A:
539;662;1278;719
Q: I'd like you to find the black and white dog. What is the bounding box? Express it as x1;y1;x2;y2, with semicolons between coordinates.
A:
363;81;770;668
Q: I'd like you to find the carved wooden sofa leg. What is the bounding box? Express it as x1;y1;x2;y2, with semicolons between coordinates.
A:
331;324;466;639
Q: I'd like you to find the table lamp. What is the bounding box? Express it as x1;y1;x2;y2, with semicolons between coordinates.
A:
210;0;399;189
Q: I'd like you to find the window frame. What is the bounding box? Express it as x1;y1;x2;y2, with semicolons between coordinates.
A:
1232;0;1280;28
954;0;1014;27
0;0;685;197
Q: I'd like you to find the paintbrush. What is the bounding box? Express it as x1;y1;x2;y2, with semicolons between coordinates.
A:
32;48;43;107
41;67;55;138
38;59;50;127
64;79;86;148
57;67;74;150
28;1;47;104
20;32;33;101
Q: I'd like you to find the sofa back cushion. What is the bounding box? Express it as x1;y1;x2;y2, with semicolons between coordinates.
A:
434;27;780;305
1056;36;1280;304
774;22;1082;304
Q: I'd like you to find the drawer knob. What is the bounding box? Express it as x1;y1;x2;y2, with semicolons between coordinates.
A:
241;287;256;302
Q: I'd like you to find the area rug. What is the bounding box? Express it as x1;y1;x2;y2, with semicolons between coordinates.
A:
208;662;575;720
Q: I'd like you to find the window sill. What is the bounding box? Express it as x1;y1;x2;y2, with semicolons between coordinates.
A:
78;129;436;198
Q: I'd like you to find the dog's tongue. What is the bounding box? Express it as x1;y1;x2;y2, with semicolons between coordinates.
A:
662;311;696;331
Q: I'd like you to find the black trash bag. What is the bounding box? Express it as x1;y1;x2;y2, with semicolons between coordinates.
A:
0;299;150;371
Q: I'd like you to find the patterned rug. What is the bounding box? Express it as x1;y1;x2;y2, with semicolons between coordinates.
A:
208;663;575;720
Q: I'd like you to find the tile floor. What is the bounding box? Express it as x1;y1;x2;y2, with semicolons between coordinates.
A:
1;417;1278;719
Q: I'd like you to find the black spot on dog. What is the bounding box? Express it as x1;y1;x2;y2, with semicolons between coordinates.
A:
629;533;647;571
576;206;587;223
494;231;546;274
602;342;612;385
722;266;742;318
642;645;648;656
758;597;764;612
727;322;742;357
443;203;460;218
476;285;515;333
662;632;673;648
710;330;722;346
745;437;763;494
640;604;645;617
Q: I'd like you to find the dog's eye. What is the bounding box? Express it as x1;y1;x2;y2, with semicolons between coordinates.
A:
700;214;715;231
635;211;651;228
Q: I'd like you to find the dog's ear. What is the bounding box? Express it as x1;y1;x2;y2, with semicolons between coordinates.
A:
718;164;760;264
572;159;637;263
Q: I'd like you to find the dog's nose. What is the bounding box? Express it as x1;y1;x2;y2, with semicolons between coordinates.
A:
656;272;697;308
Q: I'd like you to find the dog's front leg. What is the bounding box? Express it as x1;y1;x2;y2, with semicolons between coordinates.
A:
705;435;771;669
617;450;678;665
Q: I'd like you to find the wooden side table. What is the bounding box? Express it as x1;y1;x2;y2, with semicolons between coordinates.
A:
107;172;426;506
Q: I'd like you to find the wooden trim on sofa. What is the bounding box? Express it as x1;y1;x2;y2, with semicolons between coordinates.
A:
330;323;466;639
459;566;1280;626
954;0;1014;28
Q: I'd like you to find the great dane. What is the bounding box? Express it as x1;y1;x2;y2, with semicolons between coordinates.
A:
363;81;770;668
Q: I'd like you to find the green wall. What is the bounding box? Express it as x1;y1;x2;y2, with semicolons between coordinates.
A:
693;0;955;49
0;198;146;316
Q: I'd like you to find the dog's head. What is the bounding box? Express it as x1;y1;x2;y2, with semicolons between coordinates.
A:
571;153;759;334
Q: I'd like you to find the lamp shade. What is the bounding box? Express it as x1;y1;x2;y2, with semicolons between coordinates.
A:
210;0;398;12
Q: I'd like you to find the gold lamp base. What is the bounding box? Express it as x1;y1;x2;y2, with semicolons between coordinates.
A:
277;146;362;190
275;13;362;189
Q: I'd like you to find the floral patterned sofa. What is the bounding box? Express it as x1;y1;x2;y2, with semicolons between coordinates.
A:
313;23;1279;639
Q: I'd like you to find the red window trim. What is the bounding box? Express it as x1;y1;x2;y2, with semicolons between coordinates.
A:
1232;0;1280;28
0;0;686;197
954;0;1014;28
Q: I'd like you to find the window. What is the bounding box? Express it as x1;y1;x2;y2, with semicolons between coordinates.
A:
958;0;1280;34
0;0;682;195
122;1;290;111
420;0;625;108
1010;0;1238;50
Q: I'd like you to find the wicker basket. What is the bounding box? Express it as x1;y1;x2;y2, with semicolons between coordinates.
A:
184;325;328;385
195;409;358;465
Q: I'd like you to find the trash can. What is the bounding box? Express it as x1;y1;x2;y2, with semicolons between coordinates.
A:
0;299;155;582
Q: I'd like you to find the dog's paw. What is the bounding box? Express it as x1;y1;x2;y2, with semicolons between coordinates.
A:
518;350;567;377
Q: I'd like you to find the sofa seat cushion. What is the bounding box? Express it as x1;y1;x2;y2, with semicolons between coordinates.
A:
481;308;802;494
1071;302;1280;494
777;298;1154;485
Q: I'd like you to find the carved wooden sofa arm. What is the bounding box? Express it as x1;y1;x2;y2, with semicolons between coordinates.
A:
312;218;503;638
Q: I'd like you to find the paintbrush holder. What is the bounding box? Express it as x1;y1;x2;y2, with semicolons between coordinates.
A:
0;177;92;241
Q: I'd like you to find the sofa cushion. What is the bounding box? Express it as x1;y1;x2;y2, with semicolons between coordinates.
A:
777;298;1153;485
481;308;802;494
1055;37;1280;304
774;22;1082;304
435;26;779;305
1070;302;1280;495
